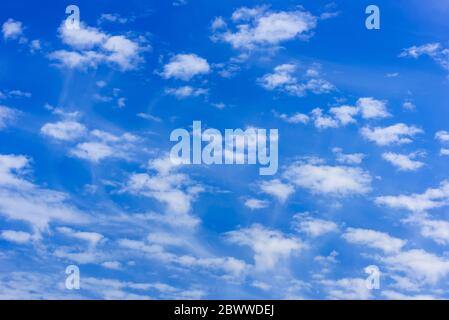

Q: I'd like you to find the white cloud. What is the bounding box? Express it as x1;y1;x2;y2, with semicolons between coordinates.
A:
225;224;302;271
356;97;390;119
98;13;129;25
375;180;449;213
361;123;423;146
160;54;210;80
259;179;294;203
211;17;227;31
389;275;421;292
342;228;406;253
440;148;449;156
147;232;185;246
57;226;104;247
29;39;41;52
119;237;247;279
175;255;247;279
319;4;341;21
332;148;365;165
418;218;449;245
310;108;339;129
172;0;188;6
80;277;153;300
386;72;399;78
329;105;359;125
0;272;81;299
293;214;338;237
59;23;106;49
258;64;335;97
0;154;87;232
383;249;449;285
320;278;372;300
400;43;449;72
49;22;144;71
70;142;114;162
231;6;268;22
402;101;416;111
314;251;339;274
435;130;449;143
0;230;32;244
400;43;442;59
48;50;104;69
284;161;372;197
244;198;269;210
126;172;201;216
165;86;208;99
117;97;126;108
273;110;309;124
137;113;162;122
69;129;140;163
103;35;142;70
381;290;435;300
252;281;271;291
101;261;123;270
0;106;19;130
6;90;32;98
259;64;296;89
308;97;390;130
125;155;203;219
2;19;23;40
41;121;86;141
215;7;317;51
382;152;425;171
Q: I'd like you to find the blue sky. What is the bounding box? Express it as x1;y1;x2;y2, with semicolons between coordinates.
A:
1;0;449;299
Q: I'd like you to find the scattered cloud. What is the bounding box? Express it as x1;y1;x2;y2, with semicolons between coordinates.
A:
212;7;318;51
244;198;269;210
258;64;335;97
400;43;449;72
137;113;162;122
165;86;208;99
98;13;130;25
332;148;365;165
273;110;309;124
357;97;390;119
41;121;87;141
375;180;449;213
0;230;32;244
435;130;449;143
402;101;416;111
320;278;372;300
160;54;210;81
0;106;20;130
382;249;449;285
293;213;339;237
0;154;88;233
225;224;302;271
342;228;406;253
361;123;423;146
283;160;372;197
2;19;23;40
49;22;145;71
382;152;425;171
259;179;294;203
125;155;204;221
